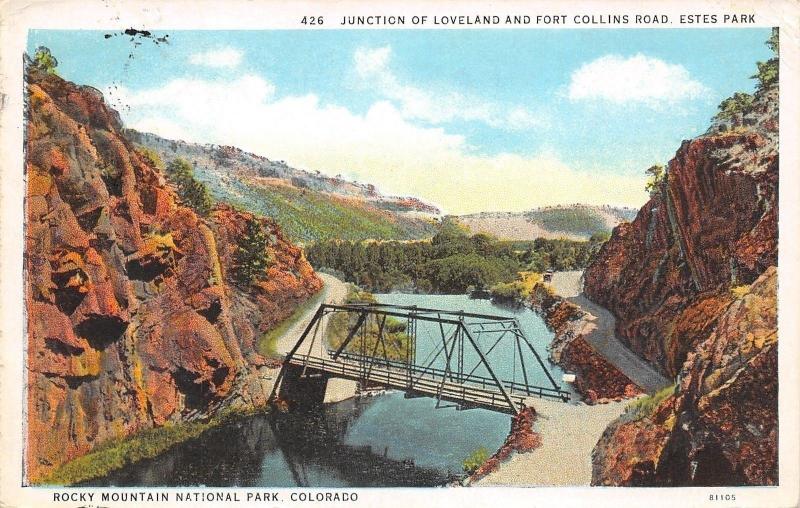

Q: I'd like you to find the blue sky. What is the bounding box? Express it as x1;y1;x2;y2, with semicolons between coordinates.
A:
28;29;773;213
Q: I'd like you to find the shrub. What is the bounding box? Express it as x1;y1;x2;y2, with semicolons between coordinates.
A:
138;146;165;171
462;447;490;474
625;384;676;421
730;284;750;299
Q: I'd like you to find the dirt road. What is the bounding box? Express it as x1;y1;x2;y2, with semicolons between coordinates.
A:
274;273;350;356
549;271;671;392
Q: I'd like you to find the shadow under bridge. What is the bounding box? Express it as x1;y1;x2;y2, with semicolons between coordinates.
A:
272;303;571;415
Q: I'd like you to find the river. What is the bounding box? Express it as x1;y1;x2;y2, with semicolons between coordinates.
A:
88;294;566;487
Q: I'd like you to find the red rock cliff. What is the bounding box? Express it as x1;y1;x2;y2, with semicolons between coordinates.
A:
585;83;778;485
24;69;322;483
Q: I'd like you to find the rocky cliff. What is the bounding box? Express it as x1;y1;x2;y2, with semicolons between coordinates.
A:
25;69;322;483
585;83;778;485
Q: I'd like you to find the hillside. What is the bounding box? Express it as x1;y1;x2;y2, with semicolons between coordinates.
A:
126;130;439;243
24;67;322;483
457;205;637;241
584;77;778;485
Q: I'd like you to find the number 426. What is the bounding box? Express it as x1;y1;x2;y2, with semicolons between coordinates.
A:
301;16;324;25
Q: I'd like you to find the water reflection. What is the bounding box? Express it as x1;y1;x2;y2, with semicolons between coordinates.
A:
87;394;486;487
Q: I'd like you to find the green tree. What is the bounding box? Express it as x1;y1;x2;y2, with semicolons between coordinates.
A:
32;46;58;75
716;92;755;120
232;217;272;286
752;27;778;91
166;158;214;216
644;164;665;197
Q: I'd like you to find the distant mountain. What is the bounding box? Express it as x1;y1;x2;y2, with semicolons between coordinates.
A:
457;205;638;241
125;130;439;243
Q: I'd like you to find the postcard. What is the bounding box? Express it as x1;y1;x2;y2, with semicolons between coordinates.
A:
1;0;798;506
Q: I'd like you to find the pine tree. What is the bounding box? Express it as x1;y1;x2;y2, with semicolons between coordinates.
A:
232;217;272;286
33;46;58;75
166;158;214;216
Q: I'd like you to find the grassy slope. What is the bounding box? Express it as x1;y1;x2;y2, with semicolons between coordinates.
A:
524;208;610;237
195;169;436;243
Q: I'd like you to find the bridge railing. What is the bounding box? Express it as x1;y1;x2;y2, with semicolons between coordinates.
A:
289;353;527;413
291;350;570;402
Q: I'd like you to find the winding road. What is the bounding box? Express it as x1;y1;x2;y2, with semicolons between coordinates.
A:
274;273;350;356
477;271;671;486
549;271;671;393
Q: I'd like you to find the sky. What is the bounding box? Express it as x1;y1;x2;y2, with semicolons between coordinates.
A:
27;28;773;214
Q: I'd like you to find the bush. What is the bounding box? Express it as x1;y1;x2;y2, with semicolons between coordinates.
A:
730;284;750;299
462;447;490;474
138;146;165;171
625;384;676;421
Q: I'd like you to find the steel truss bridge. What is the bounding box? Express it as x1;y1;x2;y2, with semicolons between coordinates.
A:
273;303;571;415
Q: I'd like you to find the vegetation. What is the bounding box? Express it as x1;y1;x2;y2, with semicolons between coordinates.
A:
752;28;779;91
462;446;491;474
730;284;751;299
524;207;609;237
714;28;778;121
307;219;603;294
716;92;756;121
258;288;325;358
138;146;166;171
193;171;436;243
625;384;676;421
644;164;666;197
32;46;59;75
231;216;274;287
38;407;258;485
166;158;214;216
520;235;607;273
489;272;542;303
325;286;411;361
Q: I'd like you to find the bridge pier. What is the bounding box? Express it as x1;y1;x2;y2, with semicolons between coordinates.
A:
278;364;330;410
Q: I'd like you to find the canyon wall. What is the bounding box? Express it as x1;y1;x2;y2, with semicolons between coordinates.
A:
585;84;778;485
25;69;321;483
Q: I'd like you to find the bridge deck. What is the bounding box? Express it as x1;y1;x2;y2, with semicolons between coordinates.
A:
288;353;570;414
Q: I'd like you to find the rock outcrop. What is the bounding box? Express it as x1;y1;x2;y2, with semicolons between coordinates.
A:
585;83;778;486
25;69;321;483
529;284;640;403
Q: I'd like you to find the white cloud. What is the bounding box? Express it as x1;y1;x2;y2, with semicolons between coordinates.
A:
567;53;709;106
354;46;544;131
188;47;244;68
113;75;647;214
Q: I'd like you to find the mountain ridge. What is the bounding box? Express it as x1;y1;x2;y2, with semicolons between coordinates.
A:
126;129;440;243
457;204;638;241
